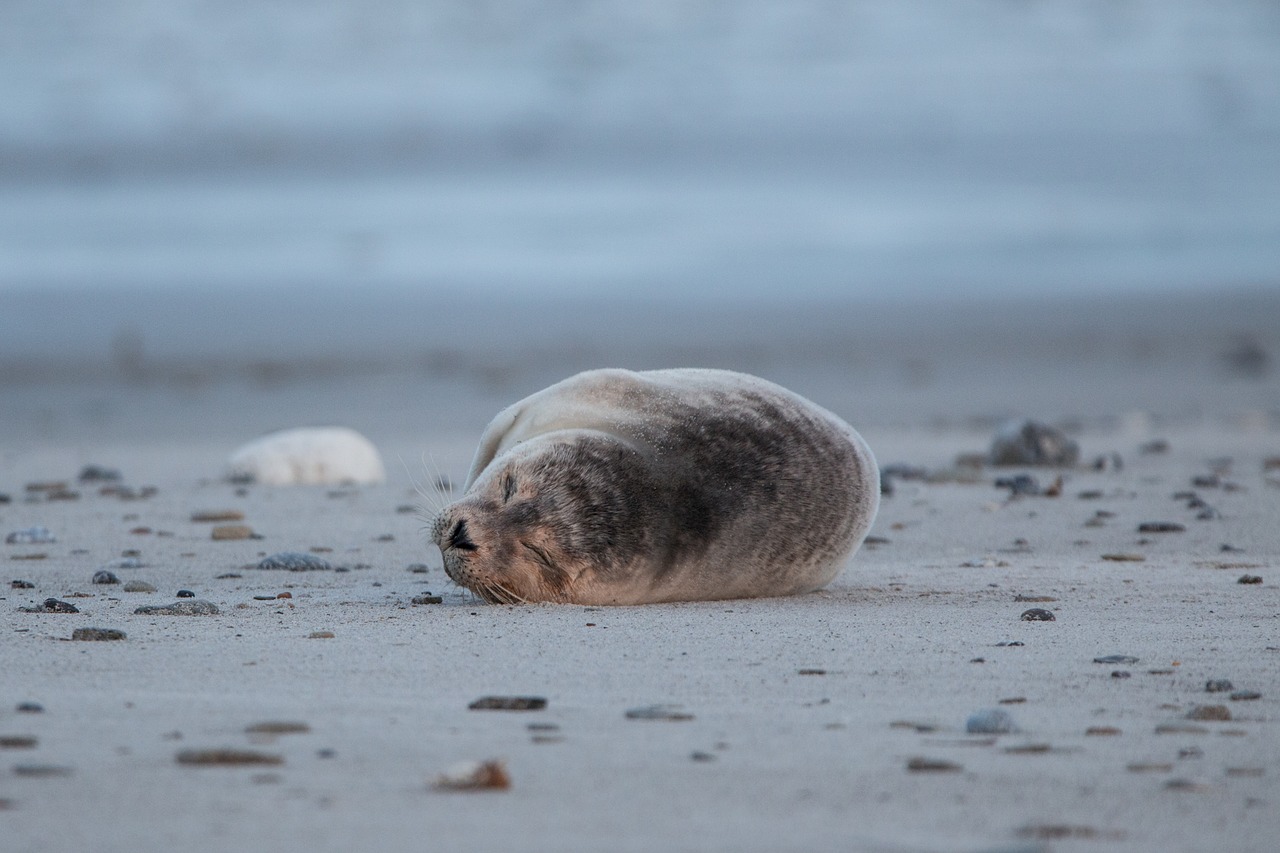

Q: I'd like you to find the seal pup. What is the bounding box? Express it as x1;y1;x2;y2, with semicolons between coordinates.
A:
431;368;878;605
227;427;385;486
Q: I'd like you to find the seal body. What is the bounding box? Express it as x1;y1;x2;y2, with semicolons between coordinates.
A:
431;369;878;605
227;427;385;486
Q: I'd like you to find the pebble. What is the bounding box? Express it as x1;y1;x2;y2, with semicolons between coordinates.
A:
102;557;144;571
1164;778;1209;792
190;509;245;522
78;465;121;482
1237;574;1263;585
245;721;310;735
469;696;547;711
1225;767;1265;778
134;600;219;616
0;736;37;749
966;709;1019;734
20;598;79;614
308;631;335;639
211;524;255;541
1112;671;1131;679
5;527;55;545
11;579;35;589
906;757;962;773
1101;553;1145;562
16;702;44;713
1186;705;1231;721
92;570;120;585
407;563;431;573
1085;726;1121;736
122;580;156;593
625;704;694;721
433;759;510;791
1230;690;1262;701
257;552;331;572
1020;608;1055;621
176;589;195;598
1127;762;1173;773
1093;655;1139;665
1205;679;1234;693
995;474;1040;496
175;749;283;766
1155;723;1208;735
12;764;73;778
989;420;1079;467
411;595;443;605
1138;521;1185;533
70;628;126;641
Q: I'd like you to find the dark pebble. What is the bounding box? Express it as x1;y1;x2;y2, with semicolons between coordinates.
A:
176;589;195;598
215;573;242;580
12;764;72;778
134;600;219;616
1205;679;1234;693
190;509;245;523
1186;705;1231;721
966;709;1018;734
1112;671;1131;679
996;641;1025;647
797;668;827;676
469;696;547;711
16;702;43;713
1093;655;1140;664
411;595;443;605
1139;439;1170;455
1020;608;1055;621
245;721;310;735
175;749;283;766
1138;522;1185;533
625;704;694;721
906;757;963;773
20;598;79;614
252;595;276;601
407;563;431;573
91;570;120;585
0;735;37;749
995;474;1040;496
690;751;717;762
1238;574;1263;585
11;580;35;589
1230;691;1262;701
71;628;126;641
78;465;122;482
257;552;332;572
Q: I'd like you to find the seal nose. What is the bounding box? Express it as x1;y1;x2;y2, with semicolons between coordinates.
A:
447;518;477;552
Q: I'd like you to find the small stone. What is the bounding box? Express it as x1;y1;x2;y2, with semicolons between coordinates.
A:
966;709;1019;734
1237;574;1263;585
1155;723;1208;735
1225;767;1265;778
215;573;242;580
1128;762;1173;773
20;598;79;614
469;696;547;711
102;557;143;570
1112;671;1131;679
0;736;38;749
1093;655;1139;664
1205;679;1234;693
253;595;276;601
1186;705;1231;721
412;595;443;605
1229;690;1262;701
1164;778;1209;792
257;552;331;572
690;751;717;762
77;465;121;483
1020;608;1055;621
407;563;431;573
994;474;1040;496
5;526;55;545
190;509;245;523
122;580;156;593
70;627;126;641
16;702;43;713
1102;553;1145;562
433;759;510;791
12;764;72;778
175;749;283;766
906;757;962;773
989;420;1079;467
92;570;120;585
134;600;219;616
308;631;335;639
176;589;195;598
1085;726;1121;736
245;721;310;735
1138;522;1185;533
1179;746;1204;759
11;580;35;589
625;704;694;721
797;668;827;676
210;524;254;541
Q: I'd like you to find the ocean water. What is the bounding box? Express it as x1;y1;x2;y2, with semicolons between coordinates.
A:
2;0;1278;310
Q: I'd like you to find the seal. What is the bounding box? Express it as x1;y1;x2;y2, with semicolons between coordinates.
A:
431;368;879;605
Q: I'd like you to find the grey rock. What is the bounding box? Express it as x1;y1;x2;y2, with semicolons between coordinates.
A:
989;420;1079;467
134;599;219;616
966;708;1019;734
122;580;156;593
5;526;55;545
256;552;331;572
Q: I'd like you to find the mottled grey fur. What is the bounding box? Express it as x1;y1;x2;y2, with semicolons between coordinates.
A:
431;368;879;605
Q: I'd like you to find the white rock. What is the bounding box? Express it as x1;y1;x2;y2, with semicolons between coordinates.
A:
226;427;385;486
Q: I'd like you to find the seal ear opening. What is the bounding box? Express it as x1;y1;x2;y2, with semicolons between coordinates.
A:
501;472;517;503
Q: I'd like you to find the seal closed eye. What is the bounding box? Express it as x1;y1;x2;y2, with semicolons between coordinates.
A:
431;368;879;605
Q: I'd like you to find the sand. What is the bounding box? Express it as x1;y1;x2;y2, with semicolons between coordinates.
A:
1;290;1278;852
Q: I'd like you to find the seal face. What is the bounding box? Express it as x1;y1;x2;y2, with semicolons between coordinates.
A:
431;369;879;605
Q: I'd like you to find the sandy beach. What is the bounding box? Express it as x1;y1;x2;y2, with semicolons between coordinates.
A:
1;289;1277;852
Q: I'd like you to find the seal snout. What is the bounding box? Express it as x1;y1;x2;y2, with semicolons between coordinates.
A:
447;518;477;552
